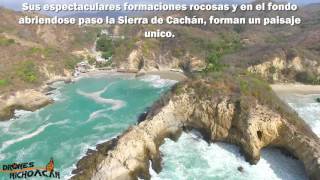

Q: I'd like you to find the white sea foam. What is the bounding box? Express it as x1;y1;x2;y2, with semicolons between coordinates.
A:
283;94;320;137
14;110;32;118
0;120;68;153
15;141;43;162
0;112;42;135
86;108;119;123
47;81;67;101
139;75;177;88
152;132;308;180
0;153;5;161
77;84;126;111
87;109;110;122
92;123;127;131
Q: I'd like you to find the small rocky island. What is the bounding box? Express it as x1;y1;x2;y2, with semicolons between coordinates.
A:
72;73;320;180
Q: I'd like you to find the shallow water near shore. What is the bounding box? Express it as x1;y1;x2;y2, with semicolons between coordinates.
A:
0;74;175;179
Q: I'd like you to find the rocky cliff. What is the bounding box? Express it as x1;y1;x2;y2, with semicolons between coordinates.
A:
72;75;320;180
0;89;53;121
247;50;320;84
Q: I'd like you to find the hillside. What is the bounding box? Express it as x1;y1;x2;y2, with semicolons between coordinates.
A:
0;7;100;94
105;2;320;84
1;1;319;95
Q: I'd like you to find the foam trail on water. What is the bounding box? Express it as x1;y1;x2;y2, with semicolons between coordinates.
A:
85;108;117;123
87;109;111;122
77;84;125;110
0;120;68;153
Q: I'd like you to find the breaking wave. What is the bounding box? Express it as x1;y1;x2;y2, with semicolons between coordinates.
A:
281;94;320;137
153;132;307;180
0;120;68;153
139;75;177;88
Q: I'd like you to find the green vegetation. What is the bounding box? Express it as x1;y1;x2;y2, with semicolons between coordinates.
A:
203;33;242;73
73;27;101;49
0;36;15;46
96;35;113;52
0;79;9;87
295;71;320;85
87;56;96;65
16;61;38;83
101;51;113;60
316;98;320;103
20;47;56;58
96;35;113;60
64;57;82;70
203;52;227;73
96;61;113;68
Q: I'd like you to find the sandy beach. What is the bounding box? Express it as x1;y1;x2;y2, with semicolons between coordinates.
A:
79;69;187;82
143;70;187;81
271;84;320;95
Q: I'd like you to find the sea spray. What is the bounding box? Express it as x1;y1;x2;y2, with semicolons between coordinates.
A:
139;75;177;88
153;132;307;180
281;94;320;137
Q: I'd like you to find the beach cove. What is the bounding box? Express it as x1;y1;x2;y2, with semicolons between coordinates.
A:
0;72;176;179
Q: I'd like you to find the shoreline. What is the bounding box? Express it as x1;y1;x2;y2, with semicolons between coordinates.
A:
271;84;320;96
0;69;186;121
138;70;187;82
78;69;187;82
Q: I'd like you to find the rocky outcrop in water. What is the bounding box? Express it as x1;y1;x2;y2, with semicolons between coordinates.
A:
72;77;320;180
0;90;53;121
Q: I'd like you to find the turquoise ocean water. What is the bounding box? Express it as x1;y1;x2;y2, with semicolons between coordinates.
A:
0;74;175;179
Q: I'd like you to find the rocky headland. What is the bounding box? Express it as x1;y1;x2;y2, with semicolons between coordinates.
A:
0;89;53;121
72;74;320;180
0;75;73;121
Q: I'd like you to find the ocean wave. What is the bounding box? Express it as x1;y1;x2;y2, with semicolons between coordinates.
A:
47;81;67;101
153;132;307;180
139;75;177;88
77;84;126;111
0;120;68;153
15;141;43;163
14;110;33;118
287;101;320;137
